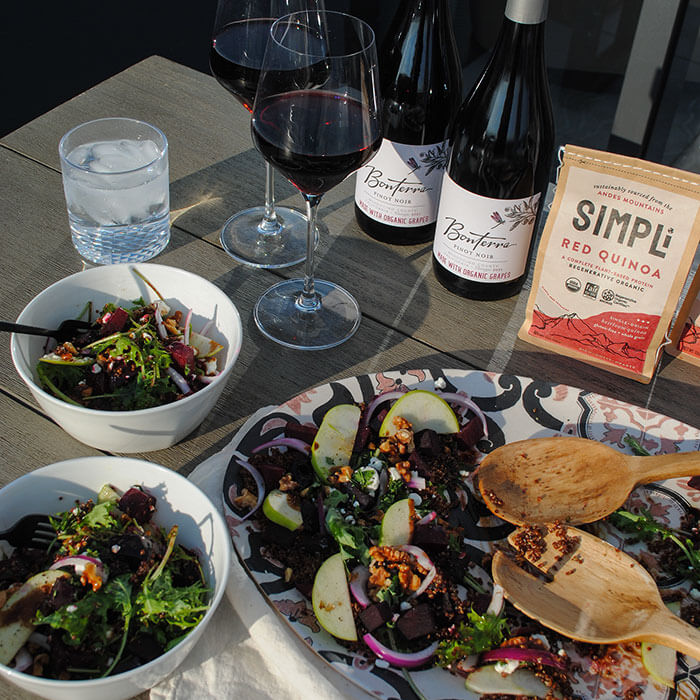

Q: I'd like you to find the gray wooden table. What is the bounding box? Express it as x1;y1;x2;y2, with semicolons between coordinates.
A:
0;56;698;699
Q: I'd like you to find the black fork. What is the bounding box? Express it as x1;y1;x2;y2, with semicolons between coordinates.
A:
1;319;94;344
0;514;55;548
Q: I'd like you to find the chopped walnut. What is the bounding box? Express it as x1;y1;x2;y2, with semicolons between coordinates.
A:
328;465;353;484
368;545;428;597
233;487;258;511
278;473;298;492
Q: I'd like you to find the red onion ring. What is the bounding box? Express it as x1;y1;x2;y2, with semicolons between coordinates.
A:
183;308;193;346
199;319;214;337
363;633;437;668
11;647;33;672
197;373;220;384
153;301;168;340
167;367;192;395
437;391;488;439
416;511;437;526
486;583;505;616
349;565;371;608
361;391;405;427
50;555;108;587
480;647;566;670
252;438;311;455
398;545;436;598
408;474;426;490
231;457;266;522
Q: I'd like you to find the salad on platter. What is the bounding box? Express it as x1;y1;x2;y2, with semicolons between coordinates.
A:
0;484;210;679
35;276;224;411
224;376;700;700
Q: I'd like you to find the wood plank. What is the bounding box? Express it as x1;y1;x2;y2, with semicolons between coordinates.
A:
1;57;697;432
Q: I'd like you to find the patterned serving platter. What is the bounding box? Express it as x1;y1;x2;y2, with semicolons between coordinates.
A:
222;369;700;699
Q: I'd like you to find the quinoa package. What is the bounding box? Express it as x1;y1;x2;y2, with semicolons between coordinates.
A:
519;145;700;383
667;264;700;366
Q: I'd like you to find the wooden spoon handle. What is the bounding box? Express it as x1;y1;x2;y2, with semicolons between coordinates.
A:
641;608;700;659
629;450;700;483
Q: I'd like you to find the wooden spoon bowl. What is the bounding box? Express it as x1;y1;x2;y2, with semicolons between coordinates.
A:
475;437;700;525
492;524;700;658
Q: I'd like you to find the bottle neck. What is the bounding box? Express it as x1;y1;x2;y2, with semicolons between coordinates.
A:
505;0;548;24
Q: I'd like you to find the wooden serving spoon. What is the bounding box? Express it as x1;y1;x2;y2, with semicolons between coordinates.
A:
475;436;700;525
492;524;700;659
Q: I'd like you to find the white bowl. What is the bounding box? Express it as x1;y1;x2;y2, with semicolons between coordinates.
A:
10;263;243;452
0;456;231;700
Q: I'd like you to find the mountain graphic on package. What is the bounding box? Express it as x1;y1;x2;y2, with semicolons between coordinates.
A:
530;308;652;369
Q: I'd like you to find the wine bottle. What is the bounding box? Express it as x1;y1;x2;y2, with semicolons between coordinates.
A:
432;0;554;300
354;0;462;244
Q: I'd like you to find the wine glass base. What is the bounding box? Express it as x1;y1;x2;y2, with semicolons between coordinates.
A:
254;278;361;350
219;205;315;269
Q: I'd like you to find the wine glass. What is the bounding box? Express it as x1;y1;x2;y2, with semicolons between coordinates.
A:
251;10;382;349
210;0;314;268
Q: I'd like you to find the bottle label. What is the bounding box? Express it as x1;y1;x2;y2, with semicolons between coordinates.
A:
354;139;449;228
433;174;541;283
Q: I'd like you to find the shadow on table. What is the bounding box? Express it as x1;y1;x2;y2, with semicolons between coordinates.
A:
169;148;308;243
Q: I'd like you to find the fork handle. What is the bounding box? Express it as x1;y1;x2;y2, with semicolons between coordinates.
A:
0;321;54;337
642;608;700;659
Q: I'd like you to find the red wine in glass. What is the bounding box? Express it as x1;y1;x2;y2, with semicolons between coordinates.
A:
253;91;381;195
251;10;382;350
208;1;310;269
210;18;273;112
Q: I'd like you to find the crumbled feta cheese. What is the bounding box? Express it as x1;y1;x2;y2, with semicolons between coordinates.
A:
355;466;380;492
66;604;78;613
400;601;412;611
367;456;384;470
409;492;422;506
434;377;447;390
388;467;402;481
494;659;520;675
91;363;102;374
111;544;121;554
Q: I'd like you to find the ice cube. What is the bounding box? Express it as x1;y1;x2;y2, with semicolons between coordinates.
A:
70;139;160;173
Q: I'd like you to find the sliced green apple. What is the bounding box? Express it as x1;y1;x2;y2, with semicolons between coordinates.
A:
262;489;303;531
379;390;459;437
465;664;562;698
98;483;120;503
189;330;224;358
641;642;676;689
379;497;414;546
310;404;361;482
0;569;69;665
311;552;357;641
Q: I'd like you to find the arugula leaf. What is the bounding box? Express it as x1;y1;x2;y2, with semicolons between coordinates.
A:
610;508;700;583
374;573;402;607
623;434;651;456
435;608;509;667
378;478;408;512
136;568;209;630
325;507;370;565
101;575;134;677
82;501;119;530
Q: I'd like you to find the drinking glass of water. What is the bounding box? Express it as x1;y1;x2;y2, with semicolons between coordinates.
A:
59;117;170;265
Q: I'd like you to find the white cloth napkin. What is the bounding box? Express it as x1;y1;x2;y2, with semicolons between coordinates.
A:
149;408;371;700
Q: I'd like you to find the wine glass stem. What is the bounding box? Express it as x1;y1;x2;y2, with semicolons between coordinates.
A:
259;162;280;234
298;194;322;313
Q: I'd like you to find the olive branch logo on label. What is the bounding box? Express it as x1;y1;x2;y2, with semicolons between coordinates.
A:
490;196;539;231
406;142;449;176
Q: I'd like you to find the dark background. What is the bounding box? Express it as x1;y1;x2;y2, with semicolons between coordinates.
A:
0;1;399;137
2;0;699;172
